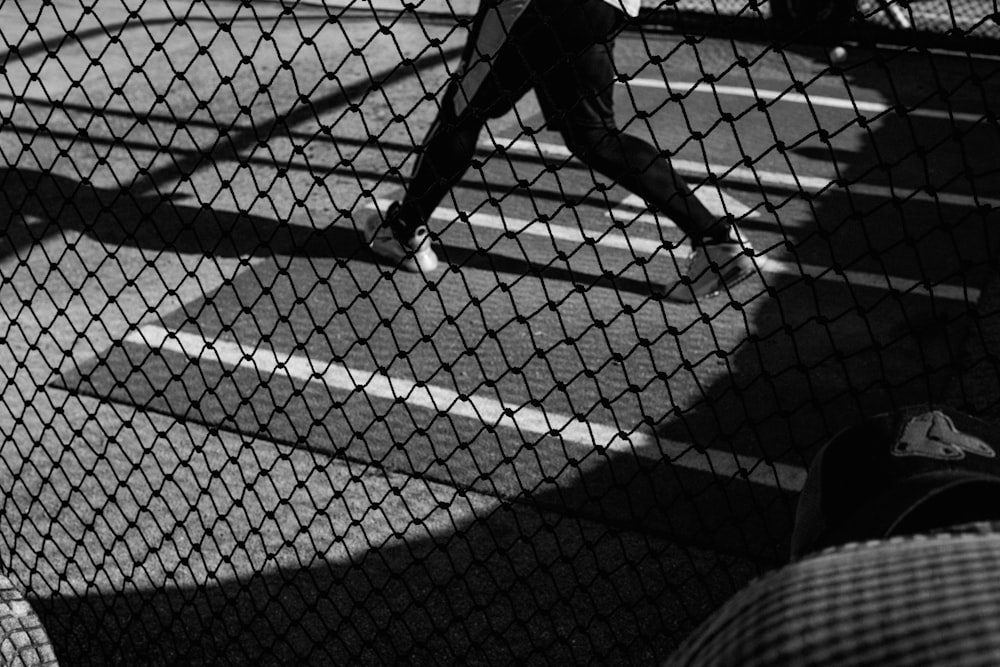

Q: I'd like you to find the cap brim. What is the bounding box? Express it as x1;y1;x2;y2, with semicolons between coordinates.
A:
825;472;1000;548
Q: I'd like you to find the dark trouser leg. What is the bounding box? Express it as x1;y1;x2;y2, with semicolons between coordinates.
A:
536;0;732;244
394;0;534;239
561;124;730;243
394;110;486;238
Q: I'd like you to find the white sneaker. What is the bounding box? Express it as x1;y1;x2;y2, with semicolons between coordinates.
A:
361;203;439;274
662;230;760;303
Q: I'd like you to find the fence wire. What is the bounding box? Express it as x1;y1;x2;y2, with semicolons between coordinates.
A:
0;0;997;664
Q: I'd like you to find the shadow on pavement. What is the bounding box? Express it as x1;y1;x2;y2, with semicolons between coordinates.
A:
7;159;779;663
12;28;999;667
655;40;999;474
29;485;758;666
0;167;658;298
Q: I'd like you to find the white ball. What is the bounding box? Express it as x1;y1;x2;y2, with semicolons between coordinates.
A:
829;46;848;64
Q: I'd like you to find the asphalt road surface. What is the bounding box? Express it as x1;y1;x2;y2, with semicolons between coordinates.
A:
0;0;997;662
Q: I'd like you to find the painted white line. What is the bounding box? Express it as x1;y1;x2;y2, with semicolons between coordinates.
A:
370;197;685;258
126;325;808;491
486;137;1000;209
488;135;830;195
771;260;978;301
607;208;704;232
621;77;983;124
618;190;762;221
433;203;683;257
369;199;979;302
608;187;760;233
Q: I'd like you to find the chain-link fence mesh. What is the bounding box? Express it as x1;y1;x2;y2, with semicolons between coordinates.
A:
649;0;1000;40
0;0;997;663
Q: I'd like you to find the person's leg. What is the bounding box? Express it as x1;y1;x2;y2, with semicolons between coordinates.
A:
533;0;726;243
393;106;487;238
534;0;760;300
561;126;730;244
365;0;537;271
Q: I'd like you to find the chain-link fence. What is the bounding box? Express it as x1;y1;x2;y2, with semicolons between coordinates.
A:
649;0;1000;40
0;0;997;663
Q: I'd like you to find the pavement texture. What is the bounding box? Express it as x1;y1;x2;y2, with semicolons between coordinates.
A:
0;0;997;665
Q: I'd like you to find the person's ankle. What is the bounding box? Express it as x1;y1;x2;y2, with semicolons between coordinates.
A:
696;216;736;246
697;226;733;246
389;203;422;242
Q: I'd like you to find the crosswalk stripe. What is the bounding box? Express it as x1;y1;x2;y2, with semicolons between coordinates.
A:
368;199;979;302
485;137;1000;210
620;77;985;124
617;191;762;221
125;325;809;491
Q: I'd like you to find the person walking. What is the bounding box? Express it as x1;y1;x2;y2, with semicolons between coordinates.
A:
362;0;760;302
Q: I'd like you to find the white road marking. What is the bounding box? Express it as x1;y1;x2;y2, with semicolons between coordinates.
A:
428;202;685;258
617;190;762;221
126;325;809;491
486;137;1000;210
369;199;979;302
620;77;983;124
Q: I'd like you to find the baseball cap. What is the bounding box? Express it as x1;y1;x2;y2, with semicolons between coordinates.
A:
791;405;1000;559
